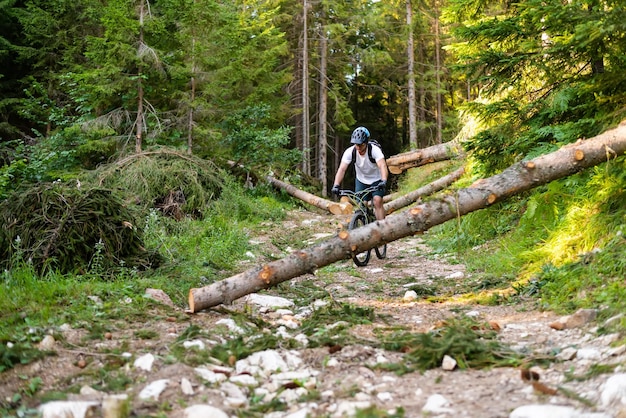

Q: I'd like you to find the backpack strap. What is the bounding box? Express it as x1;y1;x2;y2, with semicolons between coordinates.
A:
351;143;377;165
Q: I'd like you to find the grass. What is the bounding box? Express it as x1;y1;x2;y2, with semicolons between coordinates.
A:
1;152;625;416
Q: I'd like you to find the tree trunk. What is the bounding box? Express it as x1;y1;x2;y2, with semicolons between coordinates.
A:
433;0;443;144
386;140;462;174
407;0;418;149
384;165;465;214
318;20;328;195
189;122;626;312
266;176;351;215
301;0;311;176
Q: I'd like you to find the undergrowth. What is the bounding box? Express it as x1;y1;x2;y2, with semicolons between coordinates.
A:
421;155;626;316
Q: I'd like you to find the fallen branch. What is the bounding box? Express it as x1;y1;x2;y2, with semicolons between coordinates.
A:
384;165;466;214
189;122;626;312
266;175;352;215
386;140;463;174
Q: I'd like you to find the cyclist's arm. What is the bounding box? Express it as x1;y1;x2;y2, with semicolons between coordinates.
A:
333;161;350;187
376;158;388;182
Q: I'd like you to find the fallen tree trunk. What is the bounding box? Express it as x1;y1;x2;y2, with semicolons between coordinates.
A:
386;140;462;174
383;165;465;214
189;122;626;312
266;176;352;215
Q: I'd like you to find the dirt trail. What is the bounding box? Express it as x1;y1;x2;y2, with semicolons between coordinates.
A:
1;208;622;418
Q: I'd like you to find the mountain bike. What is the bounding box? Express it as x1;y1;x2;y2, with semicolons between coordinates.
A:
339;185;387;267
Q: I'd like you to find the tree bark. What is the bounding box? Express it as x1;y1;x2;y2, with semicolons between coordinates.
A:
386;140;462;174
407;0;418;149
189;122;626;312
384;165;465;214
318;19;328;195
266;176;351;215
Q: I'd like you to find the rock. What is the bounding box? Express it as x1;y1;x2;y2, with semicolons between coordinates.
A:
244;294;294;309
509;404;612;418
38;335;55;350
194;367;228;384
182;340;205;350
442;355;457;371
133;353;155;371
422;394;453;414
38;401;99;418
183;405;229;418
551;309;598;330
215;318;245;334
557;347;578;361
180;378;194;395
402;290;418;301
601;373;626;407
138;379;169;401
144;288;174;307
576;348;602;360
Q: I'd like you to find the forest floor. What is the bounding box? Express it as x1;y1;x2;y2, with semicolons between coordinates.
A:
1;208;624;418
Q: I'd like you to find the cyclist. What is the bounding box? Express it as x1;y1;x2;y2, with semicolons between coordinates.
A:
331;126;389;221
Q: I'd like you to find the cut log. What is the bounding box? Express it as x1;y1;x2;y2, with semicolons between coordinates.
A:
386;140;462;174
189;122;626;312
383;165;465;214
266;175;352;215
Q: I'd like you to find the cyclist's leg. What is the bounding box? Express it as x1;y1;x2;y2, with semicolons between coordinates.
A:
371;180;386;221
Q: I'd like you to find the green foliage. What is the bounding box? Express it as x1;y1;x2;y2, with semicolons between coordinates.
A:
94;149;224;217
223;105;301;174
0;182;152;274
379;316;525;372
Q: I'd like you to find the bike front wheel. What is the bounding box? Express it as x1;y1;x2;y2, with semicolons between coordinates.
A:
348;211;371;267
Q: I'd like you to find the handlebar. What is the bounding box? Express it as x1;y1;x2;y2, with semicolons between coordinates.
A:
339;185;380;199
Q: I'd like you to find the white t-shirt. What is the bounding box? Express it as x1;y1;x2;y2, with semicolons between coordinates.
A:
341;144;385;185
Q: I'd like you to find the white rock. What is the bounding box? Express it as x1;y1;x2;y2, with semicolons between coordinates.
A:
508;404;611;418
180;378;194;395
608;345;626;357
245;293;294;309
442;355;457;371
138;379;169;401
215;318;245;334
283;408;310;418
277;318;299;329
133;353;155;371
557;347;578;361
38;335;55;350
321;390;334;400
230;374;258;386
377;392;393;402
294;333;309;346
38;401;99;418
277;387;307;403
576;348;602;360
183;339;205;350
375;354;389;364
402;290;418;301
333;400;372;417
245;349;289;374
78;385;103;399
183;404;229;418
220;381;247;400
445;271;464;279
422;394;453;414
601;373;626;407
326;358;340;367
194;367;227;384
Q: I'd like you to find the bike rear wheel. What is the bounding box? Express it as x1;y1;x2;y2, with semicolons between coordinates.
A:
375;242;387;259
348;211;371;266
